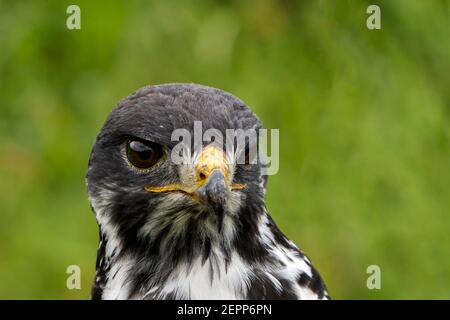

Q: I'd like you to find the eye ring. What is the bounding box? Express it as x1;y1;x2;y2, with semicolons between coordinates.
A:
125;139;163;169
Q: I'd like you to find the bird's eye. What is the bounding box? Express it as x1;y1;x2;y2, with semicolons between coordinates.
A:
126;140;163;169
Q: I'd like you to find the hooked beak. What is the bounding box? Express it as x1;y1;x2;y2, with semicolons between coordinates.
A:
195;169;228;205
144;145;246;205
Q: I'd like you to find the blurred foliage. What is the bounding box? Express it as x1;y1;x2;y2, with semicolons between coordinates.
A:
0;0;449;299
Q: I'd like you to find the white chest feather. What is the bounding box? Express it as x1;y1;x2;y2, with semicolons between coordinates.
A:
150;253;251;300
101;252;253;300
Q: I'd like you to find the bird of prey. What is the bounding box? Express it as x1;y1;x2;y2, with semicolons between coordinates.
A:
87;83;329;300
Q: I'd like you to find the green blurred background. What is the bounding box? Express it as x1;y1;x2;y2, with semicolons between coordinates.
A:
0;0;449;299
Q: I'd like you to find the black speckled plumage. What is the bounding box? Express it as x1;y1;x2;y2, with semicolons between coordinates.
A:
87;83;329;300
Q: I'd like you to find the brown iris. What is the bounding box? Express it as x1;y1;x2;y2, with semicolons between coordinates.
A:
126;140;163;169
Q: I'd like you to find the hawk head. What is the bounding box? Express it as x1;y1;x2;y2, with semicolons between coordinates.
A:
87;84;267;264
87;84;329;300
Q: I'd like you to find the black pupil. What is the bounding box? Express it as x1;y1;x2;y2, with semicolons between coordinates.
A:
131;141;152;159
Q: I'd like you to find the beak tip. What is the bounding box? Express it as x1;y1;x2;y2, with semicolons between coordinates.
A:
195;170;228;206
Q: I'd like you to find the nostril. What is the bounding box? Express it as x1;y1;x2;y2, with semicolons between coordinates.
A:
199;172;206;180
